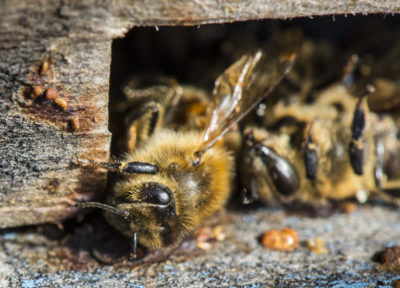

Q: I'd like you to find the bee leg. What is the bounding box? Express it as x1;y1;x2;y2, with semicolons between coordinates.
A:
130;232;137;259
374;137;385;189
380;184;400;198
349;96;368;175
376;168;400;198
76;159;158;175
124;101;163;153
240;134;261;204
120;77;184;152
121;76;181;120
240;176;259;204
302;122;318;180
91;248;126;265
374;137;400;198
341;54;359;87
248;134;300;197
162;84;184;124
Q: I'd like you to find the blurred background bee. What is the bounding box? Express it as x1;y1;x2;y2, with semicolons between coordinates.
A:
240;29;400;209
77;30;300;260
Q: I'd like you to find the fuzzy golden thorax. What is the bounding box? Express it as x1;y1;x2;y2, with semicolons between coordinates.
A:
104;130;234;249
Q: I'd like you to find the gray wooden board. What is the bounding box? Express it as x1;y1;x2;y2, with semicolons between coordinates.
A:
0;205;399;287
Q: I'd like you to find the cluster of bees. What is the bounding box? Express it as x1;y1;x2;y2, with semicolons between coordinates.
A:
77;29;400;260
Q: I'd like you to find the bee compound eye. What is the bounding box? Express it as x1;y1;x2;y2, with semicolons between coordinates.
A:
141;182;172;205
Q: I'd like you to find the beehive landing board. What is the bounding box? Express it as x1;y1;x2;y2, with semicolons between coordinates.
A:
1;205;399;287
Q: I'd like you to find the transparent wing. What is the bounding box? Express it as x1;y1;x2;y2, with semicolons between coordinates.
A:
194;33;300;162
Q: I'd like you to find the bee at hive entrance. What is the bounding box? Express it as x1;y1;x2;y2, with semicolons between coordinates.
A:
239;18;400;210
75;17;400;264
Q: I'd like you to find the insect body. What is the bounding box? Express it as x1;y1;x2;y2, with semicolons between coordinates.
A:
240;51;400;207
106;130;234;250
77;39;299;256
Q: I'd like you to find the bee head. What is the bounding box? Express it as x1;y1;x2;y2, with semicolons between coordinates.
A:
103;181;186;249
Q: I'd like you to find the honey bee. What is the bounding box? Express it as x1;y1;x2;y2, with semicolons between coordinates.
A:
240;43;400;208
76;36;299;259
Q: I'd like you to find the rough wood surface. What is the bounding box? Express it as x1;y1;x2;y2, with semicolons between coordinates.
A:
114;0;400;25
0;1;114;227
1;0;399;228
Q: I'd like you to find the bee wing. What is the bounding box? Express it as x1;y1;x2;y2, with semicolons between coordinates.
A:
195;44;298;159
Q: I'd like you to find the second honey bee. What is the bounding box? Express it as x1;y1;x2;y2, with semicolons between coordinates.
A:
240;41;400;208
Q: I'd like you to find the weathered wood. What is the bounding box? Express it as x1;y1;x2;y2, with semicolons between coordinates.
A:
113;0;400;25
0;0;399;228
0;1;114;227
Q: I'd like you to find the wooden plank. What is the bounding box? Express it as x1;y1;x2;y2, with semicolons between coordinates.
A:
0;1;112;227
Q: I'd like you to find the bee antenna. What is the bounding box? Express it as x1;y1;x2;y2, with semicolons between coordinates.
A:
76;202;133;221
